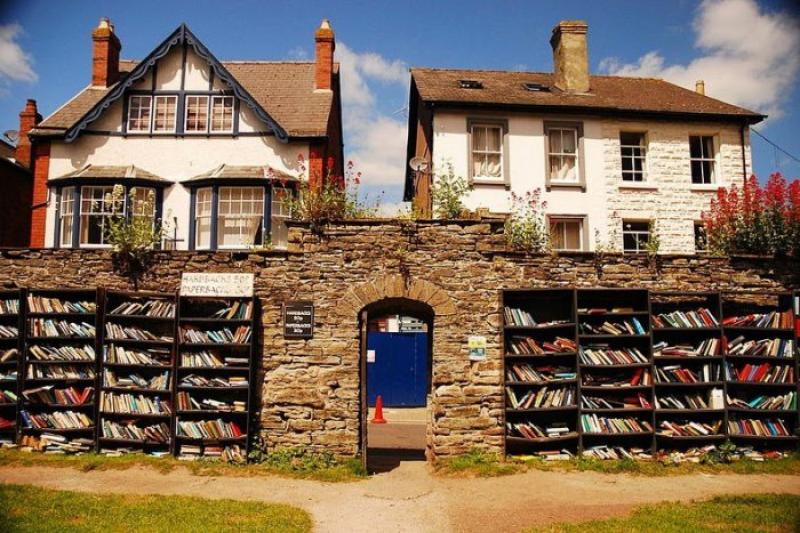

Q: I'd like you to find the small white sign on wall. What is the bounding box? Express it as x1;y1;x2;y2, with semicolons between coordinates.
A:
468;335;487;361
180;273;254;298
367;350;376;363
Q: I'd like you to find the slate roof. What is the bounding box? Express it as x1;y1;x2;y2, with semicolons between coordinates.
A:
185;164;297;183
49;164;170;183
410;68;764;123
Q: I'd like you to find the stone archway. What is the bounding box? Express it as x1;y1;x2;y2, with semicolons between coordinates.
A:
335;275;456;319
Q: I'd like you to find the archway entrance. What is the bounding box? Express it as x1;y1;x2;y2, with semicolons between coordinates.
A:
359;297;433;472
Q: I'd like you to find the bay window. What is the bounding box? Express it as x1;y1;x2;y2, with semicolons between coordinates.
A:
59;187;75;248
79;186;122;246
217;187;264;249
194;187;213;250
271;187;291;249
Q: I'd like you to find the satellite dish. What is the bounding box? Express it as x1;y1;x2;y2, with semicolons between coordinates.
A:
408;156;429;172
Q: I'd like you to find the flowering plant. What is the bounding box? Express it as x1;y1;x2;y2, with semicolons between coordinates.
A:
431;162;469;219
504;188;549;253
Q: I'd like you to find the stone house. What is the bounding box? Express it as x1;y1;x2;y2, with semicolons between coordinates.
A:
23;18;343;251
404;20;765;254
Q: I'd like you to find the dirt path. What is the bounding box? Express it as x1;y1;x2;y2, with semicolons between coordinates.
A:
1;462;799;532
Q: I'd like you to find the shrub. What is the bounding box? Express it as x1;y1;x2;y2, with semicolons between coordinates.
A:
431;163;469;219
504;188;549;253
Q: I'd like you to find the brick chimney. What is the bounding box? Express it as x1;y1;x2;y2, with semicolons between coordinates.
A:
314;19;335;91
695;80;705;95
92;17;121;87
550;20;590;93
15;99;40;169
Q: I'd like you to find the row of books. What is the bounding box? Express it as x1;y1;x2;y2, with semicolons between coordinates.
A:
0;417;13;430
506;386;576;409
727;337;794;358
26;366;94;380
180;326;252;344
0;325;19;338
657;420;722;437
28;344;95;362
0;389;17;404
27;295;96;314
1;348;17;362
20;433;93;453
105;345;170;366
176;392;246;412
653;339;721;358
506;336;576;355
29;319;95;338
178;444;245;462
580;414;653;434
728;418;790;437
582;445;651;460
180;374;248;388
0;299;19;314
505;364;575;383
722;311;793;329
108;300;175;318
652;308;718;329
0;370;17;381
725;362;795;384
176;418;244;440
582;368;652;387
579;307;637;314
727;392;796;411
22;386;93;405
105;323;172;342
654;364;722;384
579;319;646;336
506;421;572;440
100;392;171;415
21;409;93;429
579;345;648;365
656;389;724;410
104;370;169;390
210;301;253;320
180;351;248;368
101;420;170;443
581;393;651;410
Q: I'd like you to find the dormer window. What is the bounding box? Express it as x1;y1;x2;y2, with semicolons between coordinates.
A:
127;95;152;132
126;95;177;133
522;82;548;92
211;96;234;133
184;95;235;133
459;79;483;89
153;95;177;132
185;95;209;133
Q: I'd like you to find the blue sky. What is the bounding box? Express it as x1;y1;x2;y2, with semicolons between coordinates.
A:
0;0;798;211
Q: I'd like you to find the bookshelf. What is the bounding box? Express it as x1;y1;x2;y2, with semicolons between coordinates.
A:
98;290;177;456
175;295;256;462
20;288;99;452
0;289;23;445
722;292;798;446
502;289;579;459
651;292;726;448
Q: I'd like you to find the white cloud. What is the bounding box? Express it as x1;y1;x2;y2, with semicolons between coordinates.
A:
599;0;800;119
287;46;308;60
0;23;37;86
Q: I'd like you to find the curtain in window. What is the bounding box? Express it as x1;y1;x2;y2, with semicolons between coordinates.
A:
217;187;264;248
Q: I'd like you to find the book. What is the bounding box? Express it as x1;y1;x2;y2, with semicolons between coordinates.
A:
579;318;646;336
27;295;96;314
580;414;653;434
722;311;793;329
658;420;721;437
652;308;718;329
506;336;575;355
579;345;648;365
108;299;175;318
0;299;19;315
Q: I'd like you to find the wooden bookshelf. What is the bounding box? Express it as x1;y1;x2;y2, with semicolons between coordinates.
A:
20;288;100;449
174;295;256;461
0;289;23;445
97;290;177;455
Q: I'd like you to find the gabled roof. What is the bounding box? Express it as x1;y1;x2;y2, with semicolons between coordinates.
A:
32;24;338;141
185;164;296;183
410;68;765;123
49;164;169;184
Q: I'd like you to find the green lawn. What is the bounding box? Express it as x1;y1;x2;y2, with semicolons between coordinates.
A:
528;494;800;533
0;483;313;533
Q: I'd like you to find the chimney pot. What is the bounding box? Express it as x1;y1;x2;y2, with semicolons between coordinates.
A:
695;80;705;95
550;20;590;93
92;17;121;87
315;19;335;91
16;98;41;169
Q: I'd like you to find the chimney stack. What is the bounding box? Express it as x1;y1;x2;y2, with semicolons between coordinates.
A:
695;80;705;95
16;99;40;170
92;17;121;87
314;19;335;91
550;20;590;93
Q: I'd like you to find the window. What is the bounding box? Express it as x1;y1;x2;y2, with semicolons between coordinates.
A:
271;187;291;249
127;95;152;133
59;187;75;247
79;186;123;246
622;221;651;253
217;187;264;249
694;222;708;252
194;187;213;250
690;135;716;184
185;95;209;132
152;96;177;133
470;123;503;180
549;217;584;251
620;132;647;182
130;187;157;229
547;126;580;183
210;96;234;133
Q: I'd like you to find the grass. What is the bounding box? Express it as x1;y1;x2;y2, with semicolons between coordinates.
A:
0;483;313;533
435;449;800;478
527;493;800;533
0;447;366;483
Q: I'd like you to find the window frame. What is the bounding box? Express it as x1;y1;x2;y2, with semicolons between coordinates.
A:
58;186;76;248
619;131;648;182
270;185;292;250
184;94;211;134
126;95;153;133
210;95;235;134
78;185;125;248
622;220;651;254
547;215;587;251
216;186;265;250
689;134;718;185
466;117;509;187
152;95;178;133
544;121;585;189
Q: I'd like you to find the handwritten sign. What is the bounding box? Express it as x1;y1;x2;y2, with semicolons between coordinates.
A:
284;301;314;339
180;273;254;298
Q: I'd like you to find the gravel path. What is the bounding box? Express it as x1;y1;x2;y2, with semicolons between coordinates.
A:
1;462;799;532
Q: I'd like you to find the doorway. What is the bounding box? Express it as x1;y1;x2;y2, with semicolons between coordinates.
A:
359;298;433;472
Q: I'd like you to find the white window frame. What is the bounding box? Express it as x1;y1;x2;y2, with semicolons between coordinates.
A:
194;187;213;250
689;135;717;185
152;95;178;133
210;96;235;133
549;216;586;251
59;187;75;248
620;132;648;182
216;186;265;250
271;186;291;250
79;186;124;248
545;122;584;187
184;95;210;133
126;95;152;133
470;123;504;182
622;220;651;254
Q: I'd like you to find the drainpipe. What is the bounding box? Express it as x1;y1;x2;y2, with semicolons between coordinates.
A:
740;123;748;180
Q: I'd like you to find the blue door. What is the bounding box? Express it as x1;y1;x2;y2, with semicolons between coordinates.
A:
367;332;428;407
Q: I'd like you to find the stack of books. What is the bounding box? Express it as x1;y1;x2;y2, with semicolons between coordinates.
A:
28;344;95;362
0;389;17;404
728;418;790;437
22;386;93;405
105;345;170;366
727;337;795;358
105;324;172;342
176;392;246;412
104;370;169;390
582;445;650;460
221;445;246;463
506;336;576;355
101;420;170;442
180;326;252;344
653;339;721;358
652;308;718;328
211;301;253;320
26;365;94;380
100;392;172;415
20;410;93;429
505;364;575;383
20;433;93;454
580;345;648;365
180;374;247;388
582;368;652;387
176;418;244;440
27;296;95;314
181;351;225;368
506;386;576;409
0;299;19;314
579;318;646;335
655;365;721;383
108;300;175;318
29;319;95;338
506;420;572;440
727;391;796;411
580;414;653;434
725;362;794;383
657;420;722;437
581;393;650;410
723;311;793;329
656;389;723;410
0;325;19;339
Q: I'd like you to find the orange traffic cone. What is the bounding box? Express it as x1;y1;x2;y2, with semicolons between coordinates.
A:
371;395;387;424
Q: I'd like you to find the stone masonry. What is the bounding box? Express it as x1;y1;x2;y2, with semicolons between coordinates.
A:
0;220;796;458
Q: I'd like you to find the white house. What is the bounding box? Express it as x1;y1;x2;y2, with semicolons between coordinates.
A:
24;18;343;250
404;20;765;253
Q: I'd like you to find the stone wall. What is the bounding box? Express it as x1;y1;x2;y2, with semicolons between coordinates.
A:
0;220;797;458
